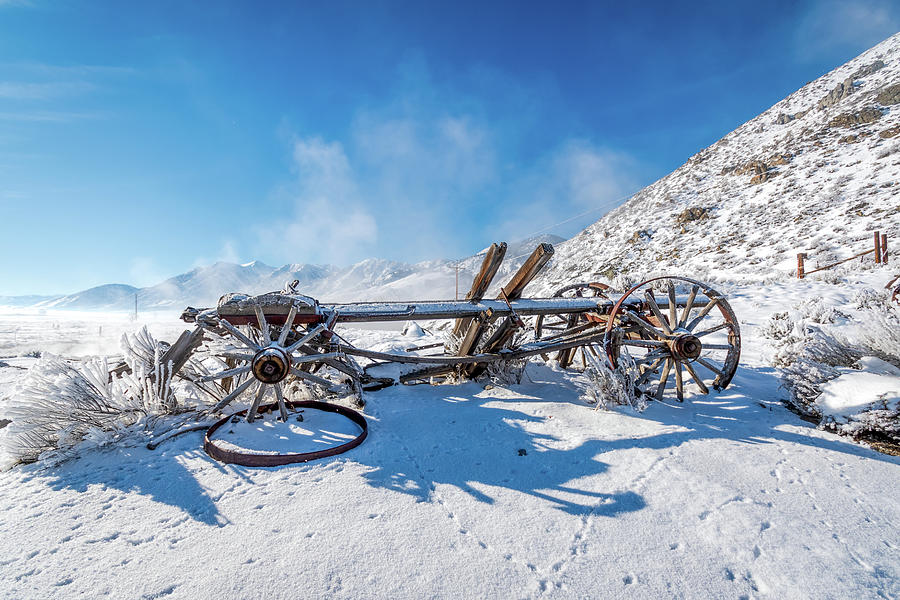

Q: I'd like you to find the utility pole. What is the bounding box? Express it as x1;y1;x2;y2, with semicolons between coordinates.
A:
455;264;459;300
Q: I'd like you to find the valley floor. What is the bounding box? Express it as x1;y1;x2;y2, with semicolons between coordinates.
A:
0;276;898;599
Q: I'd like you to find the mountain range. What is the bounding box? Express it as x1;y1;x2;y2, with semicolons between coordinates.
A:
0;235;564;312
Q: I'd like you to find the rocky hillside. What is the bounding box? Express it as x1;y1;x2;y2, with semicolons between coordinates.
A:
538;32;900;293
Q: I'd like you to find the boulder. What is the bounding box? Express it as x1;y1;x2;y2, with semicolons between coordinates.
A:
775;113;794;125
876;83;900;106
675;207;710;224
879;126;900;139
818;77;855;109
851;59;885;79
828;107;883;128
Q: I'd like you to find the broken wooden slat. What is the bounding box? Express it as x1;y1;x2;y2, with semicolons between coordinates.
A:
155;327;205;383
467;243;556;376
456;308;494;358
450;242;507;341
500;242;555;301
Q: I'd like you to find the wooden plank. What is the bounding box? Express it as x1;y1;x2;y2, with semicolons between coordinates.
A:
456;308;494;357
875;231;882;264
467;243;556;376
155;327;205;383
501;243;555;300
450;242;507;341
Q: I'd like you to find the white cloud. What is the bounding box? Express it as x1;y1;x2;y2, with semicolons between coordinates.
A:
496;141;639;243
795;0;900;61
0;81;95;100
255;137;378;265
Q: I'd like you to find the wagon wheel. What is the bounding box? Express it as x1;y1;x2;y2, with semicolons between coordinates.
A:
188;305;363;422
603;276;741;402
535;282;611;368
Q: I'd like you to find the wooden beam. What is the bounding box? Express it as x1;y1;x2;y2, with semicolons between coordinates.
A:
501;243;555;300
450;242;507;341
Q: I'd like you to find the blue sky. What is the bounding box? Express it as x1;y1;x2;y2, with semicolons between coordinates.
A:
1;0;898;295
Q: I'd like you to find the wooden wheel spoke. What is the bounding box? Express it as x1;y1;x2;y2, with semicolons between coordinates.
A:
621;339;667;349
623;310;667;340
682;360;709;394
644;291;673;335
635;357;665;386
633;350;671;365
694;322;730;338
285;323;327;353
655;358;673;401
674;360;684;402
254;304;271;343
217;319;262;351
667;281;678;331
702;343;733;351
685;296;721;331
246;382;268;422
277;304;299;347
293;352;342;364
210;377;256;412
274;383;288;421
695;356;725;377
195;364;250;383
290;367;333;388
679;285;699;328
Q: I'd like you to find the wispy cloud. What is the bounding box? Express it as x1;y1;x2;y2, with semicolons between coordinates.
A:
496;141;639;244
254;137;378;265
0;110;103;122
0;80;95;100
253;58;641;267
795;0;900;61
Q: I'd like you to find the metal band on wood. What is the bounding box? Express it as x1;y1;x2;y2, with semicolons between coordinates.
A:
204;400;368;467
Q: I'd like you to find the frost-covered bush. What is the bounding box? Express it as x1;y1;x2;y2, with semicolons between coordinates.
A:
772;299;900;447
0;328;199;466
796;296;841;324
584;348;646;412
760;311;794;341
852;287;890;310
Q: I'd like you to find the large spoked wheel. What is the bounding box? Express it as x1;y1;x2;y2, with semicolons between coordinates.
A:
603;276;741;402
535;282;611;368
187;304;364;422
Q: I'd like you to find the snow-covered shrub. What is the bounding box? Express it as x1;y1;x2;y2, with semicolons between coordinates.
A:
584;347;645;412
852;287;890;310
1;356;151;464
0;329;199;466
796;296;840;324
855;304;900;368
760;311;794;341
773;299;900;447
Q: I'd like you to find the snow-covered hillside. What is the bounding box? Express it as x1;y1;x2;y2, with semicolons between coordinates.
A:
539;33;900;293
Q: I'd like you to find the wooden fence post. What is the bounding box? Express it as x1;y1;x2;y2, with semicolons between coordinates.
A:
797;253;806;279
882;233;888;264
874;231;882;264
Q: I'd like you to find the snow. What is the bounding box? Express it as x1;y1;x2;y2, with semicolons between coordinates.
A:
210;410;363;456
1;273;899;599
818;357;900;419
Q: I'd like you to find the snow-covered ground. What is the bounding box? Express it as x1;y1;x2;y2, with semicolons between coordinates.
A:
0;272;898;599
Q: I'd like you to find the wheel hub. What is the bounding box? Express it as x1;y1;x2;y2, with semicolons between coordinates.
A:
669;334;702;360
251;346;291;384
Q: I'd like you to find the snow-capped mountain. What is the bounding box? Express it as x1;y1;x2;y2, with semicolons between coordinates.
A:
3;234;565;312
538;32;900;293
